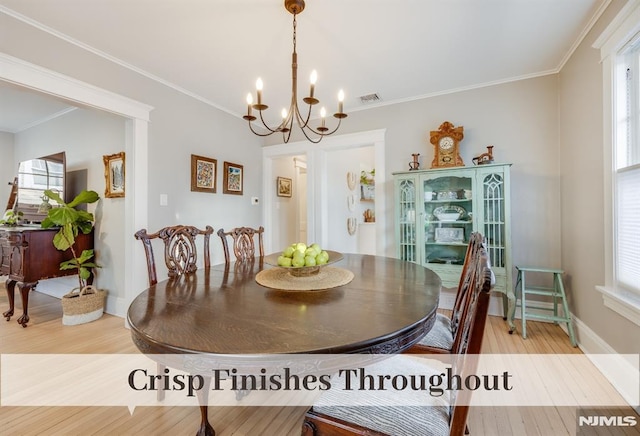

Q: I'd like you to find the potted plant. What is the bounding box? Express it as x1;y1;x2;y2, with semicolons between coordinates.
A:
41;189;105;325
0;209;24;226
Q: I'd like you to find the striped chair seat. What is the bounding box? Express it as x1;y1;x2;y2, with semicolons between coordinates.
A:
311;356;451;436
416;312;454;350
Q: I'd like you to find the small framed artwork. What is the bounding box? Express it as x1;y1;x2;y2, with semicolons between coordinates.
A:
223;161;243;195
277;176;292;197
190;154;217;193
103;152;125;198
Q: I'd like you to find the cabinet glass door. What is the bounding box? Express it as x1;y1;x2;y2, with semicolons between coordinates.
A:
397;178;417;262
481;172;506;268
423;174;473;266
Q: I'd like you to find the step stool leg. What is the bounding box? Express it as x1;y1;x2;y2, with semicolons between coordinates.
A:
521;270;527;339
556;274;577;347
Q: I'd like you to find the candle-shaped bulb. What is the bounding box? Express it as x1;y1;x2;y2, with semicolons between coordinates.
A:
309;70;317;98
246;93;253;116
338;89;344;113
256;78;263;105
281;108;288;119
320;107;326;127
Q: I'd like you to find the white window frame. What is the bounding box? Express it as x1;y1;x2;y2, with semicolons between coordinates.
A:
593;0;640;326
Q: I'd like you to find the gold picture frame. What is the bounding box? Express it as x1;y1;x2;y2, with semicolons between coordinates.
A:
223;161;243;195
276;177;292;197
190;154;217;193
103;152;125;198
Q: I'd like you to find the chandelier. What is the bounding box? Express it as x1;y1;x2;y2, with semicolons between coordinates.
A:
243;0;347;143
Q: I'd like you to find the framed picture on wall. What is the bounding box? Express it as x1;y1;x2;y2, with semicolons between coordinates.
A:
276;177;292;197
103;152;125;198
190;154;217;193
223;161;243;195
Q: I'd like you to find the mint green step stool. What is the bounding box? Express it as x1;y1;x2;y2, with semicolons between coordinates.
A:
514;266;577;347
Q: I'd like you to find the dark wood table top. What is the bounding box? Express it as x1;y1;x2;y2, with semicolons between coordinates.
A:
127;253;441;356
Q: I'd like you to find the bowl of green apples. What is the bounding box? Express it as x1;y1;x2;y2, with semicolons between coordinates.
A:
265;242;342;277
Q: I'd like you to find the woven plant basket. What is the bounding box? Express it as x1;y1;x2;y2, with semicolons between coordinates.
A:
61;285;106;326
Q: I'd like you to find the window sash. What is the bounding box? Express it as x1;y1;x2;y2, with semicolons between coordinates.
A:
615;164;640;293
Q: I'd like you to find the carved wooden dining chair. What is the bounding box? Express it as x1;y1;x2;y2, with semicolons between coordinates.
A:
301;245;494;436
134;225;214;286
217;226;264;264
407;232;485;355
134;224;214;403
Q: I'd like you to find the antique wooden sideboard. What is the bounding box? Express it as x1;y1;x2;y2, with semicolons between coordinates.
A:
1;227;94;327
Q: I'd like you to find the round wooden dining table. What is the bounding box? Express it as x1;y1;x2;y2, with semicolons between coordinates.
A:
127;253;441;435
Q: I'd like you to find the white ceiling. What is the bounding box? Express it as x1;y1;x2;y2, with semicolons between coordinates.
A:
0;0;608;133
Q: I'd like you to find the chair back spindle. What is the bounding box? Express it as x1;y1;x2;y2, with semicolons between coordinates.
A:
217;226;264;264
135;225;214;286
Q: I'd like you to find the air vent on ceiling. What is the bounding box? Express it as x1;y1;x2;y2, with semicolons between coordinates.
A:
359;93;381;104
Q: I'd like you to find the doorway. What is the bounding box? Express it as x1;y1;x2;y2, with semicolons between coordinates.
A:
0;53;152;319
262;129;386;255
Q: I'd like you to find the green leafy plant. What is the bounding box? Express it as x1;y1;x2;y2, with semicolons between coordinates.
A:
360;169;375;185
0;210;24;226
41;189;101;289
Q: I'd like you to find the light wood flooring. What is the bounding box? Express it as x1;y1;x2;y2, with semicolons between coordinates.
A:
0;288;637;435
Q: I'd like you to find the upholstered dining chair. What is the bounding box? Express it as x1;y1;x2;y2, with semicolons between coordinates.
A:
301;245;494;436
217;226;265;264
134;224;214;286
407;232;485;354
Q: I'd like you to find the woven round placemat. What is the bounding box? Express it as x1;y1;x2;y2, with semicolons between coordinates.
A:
255;266;354;291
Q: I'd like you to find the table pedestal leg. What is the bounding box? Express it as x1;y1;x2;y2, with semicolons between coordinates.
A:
196;405;215;436
195;376;214;436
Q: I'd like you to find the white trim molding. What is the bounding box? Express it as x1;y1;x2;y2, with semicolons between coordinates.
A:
0;53;152;322
596;286;640;327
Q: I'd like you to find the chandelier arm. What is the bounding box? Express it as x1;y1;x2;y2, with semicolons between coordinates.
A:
256;110;282;134
247;120;278;137
297;126;324;144
302;117;344;137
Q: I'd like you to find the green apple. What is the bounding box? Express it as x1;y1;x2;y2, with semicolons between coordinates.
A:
316;250;329;264
304;255;317;267
295;242;307;253
283;246;295;258
292;255;306;267
277;255;292;267
310;243;321;253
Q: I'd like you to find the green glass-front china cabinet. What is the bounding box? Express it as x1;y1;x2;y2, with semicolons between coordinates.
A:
393;163;512;298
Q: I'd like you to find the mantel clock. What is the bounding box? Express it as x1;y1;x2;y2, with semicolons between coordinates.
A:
430;121;464;168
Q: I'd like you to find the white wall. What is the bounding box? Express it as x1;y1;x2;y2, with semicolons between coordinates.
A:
325;146;374;253
559;0;639;355
13;108;126;302
1;12;263;311
0;131;15;211
273;76;562;272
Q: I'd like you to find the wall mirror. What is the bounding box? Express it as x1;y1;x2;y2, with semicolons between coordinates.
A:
15;151;66;223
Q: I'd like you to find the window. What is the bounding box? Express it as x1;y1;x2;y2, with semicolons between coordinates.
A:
615;41;640;295
594;2;640;325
